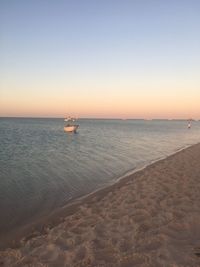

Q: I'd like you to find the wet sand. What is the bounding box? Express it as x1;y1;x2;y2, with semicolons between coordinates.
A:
1;143;200;266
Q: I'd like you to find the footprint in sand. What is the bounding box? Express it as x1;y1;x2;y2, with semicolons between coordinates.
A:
194;247;200;257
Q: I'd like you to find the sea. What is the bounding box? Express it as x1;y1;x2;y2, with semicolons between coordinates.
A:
0;118;200;238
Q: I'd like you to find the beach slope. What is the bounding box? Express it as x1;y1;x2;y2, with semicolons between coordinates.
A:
1;144;200;266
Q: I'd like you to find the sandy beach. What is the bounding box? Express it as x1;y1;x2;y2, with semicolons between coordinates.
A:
1;143;200;266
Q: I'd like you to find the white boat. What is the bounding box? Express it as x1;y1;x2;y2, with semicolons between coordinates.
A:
64;117;79;133
64;124;79;133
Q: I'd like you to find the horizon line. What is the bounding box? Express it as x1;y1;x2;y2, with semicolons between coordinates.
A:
0;116;199;121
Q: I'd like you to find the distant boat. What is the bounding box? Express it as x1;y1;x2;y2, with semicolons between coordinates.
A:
64;124;79;133
64;117;79;133
188;121;191;129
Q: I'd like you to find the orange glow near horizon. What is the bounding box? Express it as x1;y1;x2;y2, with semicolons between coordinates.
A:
1;70;199;119
1;85;199;119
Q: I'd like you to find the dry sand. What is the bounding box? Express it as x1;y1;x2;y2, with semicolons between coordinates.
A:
1;144;200;267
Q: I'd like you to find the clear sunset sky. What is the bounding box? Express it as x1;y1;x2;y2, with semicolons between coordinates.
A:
0;0;200;119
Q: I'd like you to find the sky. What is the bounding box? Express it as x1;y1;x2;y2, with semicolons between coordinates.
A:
0;0;200;119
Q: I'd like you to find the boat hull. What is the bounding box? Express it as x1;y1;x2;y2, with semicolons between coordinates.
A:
64;125;79;133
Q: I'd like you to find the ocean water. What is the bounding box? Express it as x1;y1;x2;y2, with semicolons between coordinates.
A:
0;118;200;236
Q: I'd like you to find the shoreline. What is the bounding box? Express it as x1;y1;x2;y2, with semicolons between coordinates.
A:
0;143;193;250
1;143;200;266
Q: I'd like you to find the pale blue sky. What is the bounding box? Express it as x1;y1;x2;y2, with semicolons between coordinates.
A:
1;0;200;118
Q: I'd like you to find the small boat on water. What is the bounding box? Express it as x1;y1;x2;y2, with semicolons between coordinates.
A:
64;117;79;133
187;118;192;129
64;124;79;133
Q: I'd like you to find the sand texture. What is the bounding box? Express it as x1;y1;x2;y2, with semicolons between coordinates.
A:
1;144;200;266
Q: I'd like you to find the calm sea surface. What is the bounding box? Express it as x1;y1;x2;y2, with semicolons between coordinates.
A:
0;118;200;235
